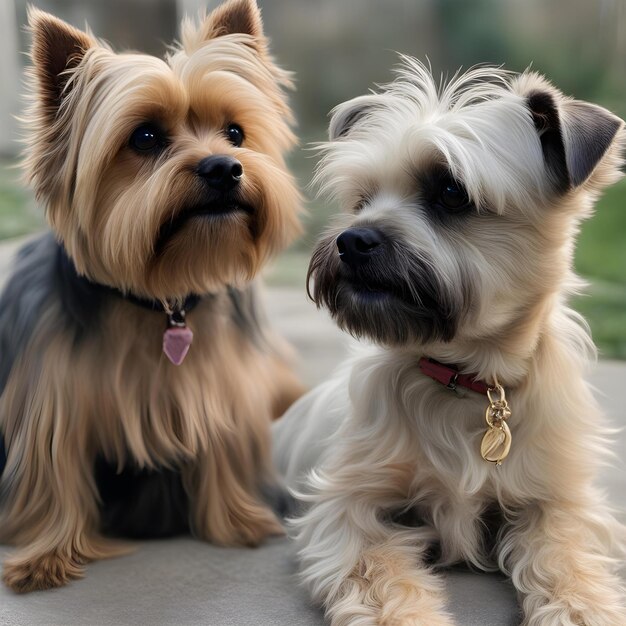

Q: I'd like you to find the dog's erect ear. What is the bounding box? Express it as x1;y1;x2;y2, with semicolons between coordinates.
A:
526;86;623;189
28;8;95;116
28;9;95;106
203;0;264;42
329;94;384;141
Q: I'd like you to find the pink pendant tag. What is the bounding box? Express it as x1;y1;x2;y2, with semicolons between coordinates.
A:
163;326;193;365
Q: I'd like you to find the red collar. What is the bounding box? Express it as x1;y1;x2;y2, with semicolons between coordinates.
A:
418;357;489;395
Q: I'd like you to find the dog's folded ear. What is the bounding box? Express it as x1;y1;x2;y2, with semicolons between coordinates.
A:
329;94;384;140
525;82;623;190
558;100;624;187
27;8;96;117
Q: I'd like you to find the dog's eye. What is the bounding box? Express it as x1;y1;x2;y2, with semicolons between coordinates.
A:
438;177;470;211
225;123;244;147
129;124;166;153
354;195;367;213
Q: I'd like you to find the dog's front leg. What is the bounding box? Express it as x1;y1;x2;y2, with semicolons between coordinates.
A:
1;439;128;593
499;499;626;626
294;462;454;626
182;429;283;547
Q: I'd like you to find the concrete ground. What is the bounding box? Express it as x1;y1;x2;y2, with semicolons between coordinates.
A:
0;236;624;625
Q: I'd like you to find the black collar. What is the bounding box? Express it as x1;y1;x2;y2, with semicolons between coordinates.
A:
57;244;204;319
118;290;202;314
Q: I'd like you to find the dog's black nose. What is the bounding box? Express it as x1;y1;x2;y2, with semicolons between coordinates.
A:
336;228;384;268
197;155;243;192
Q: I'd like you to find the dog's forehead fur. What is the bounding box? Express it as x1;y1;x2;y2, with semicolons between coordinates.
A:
318;61;572;216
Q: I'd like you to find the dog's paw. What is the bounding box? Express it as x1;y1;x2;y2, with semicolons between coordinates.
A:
329;607;455;626
206;502;284;547
326;577;455;626
2;550;85;593
524;601;626;626
379;612;456;626
230;506;285;547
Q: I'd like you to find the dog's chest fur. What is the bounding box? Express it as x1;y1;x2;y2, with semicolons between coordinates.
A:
350;350;541;567
88;297;271;465
0;235;277;470
403;380;503;566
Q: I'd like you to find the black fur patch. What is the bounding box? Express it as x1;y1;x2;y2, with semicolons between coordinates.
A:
0;234;60;397
307;229;460;345
95;459;190;538
55;243;113;335
0;437;5;479
480;501;504;557
527;91;569;192
259;479;296;519
227;285;266;348
307;229;461;345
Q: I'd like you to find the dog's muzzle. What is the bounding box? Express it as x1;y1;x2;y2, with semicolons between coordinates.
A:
308;226;461;345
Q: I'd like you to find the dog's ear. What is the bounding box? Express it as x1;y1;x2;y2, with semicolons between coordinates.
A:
525;81;623;189
558;99;624;187
202;0;265;44
329;94;384;140
28;8;96;118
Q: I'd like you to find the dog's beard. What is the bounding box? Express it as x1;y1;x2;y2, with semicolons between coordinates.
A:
154;190;257;255
307;232;460;346
149;184;261;294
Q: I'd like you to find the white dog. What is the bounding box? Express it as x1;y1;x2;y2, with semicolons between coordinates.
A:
273;60;626;626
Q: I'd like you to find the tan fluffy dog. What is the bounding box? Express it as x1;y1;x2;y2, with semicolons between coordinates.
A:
0;0;303;592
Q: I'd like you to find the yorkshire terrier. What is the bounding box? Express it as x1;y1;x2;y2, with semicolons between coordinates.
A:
274;60;626;625
0;0;303;592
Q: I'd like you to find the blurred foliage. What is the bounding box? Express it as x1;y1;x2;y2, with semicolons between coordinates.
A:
0;163;42;239
576;180;626;285
574;179;626;359
574;281;626;360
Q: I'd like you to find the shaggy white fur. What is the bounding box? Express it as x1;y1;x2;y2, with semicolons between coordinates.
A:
274;60;626;626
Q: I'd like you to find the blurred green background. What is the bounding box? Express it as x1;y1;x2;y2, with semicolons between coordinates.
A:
1;0;625;357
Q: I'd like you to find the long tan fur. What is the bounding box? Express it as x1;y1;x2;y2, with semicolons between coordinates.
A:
0;0;304;592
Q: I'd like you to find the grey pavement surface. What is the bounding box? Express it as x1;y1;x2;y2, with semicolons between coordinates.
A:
0;236;624;625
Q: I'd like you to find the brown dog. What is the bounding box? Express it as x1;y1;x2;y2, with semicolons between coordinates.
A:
0;0;303;592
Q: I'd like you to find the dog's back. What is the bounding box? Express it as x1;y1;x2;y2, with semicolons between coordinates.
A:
0;234;60;398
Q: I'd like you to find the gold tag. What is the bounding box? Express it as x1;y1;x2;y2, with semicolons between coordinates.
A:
481;421;512;464
480;383;512;465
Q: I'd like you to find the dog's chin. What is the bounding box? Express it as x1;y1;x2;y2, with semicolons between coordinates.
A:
343;277;396;302
155;200;256;254
141;208;263;300
316;276;447;346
